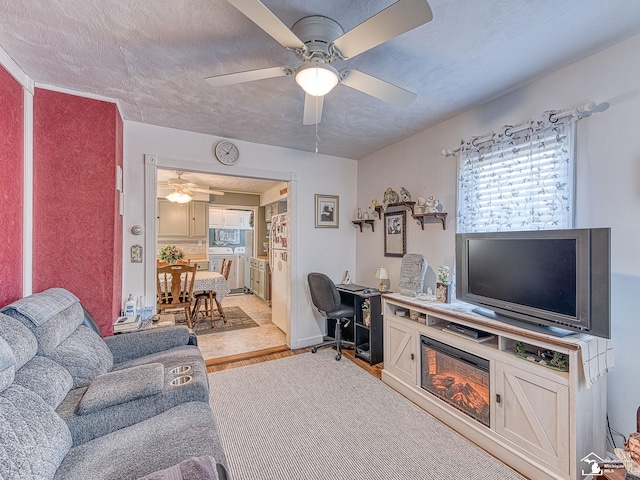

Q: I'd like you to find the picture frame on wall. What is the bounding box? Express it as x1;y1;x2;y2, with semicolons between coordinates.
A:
315;194;339;228
384;210;406;257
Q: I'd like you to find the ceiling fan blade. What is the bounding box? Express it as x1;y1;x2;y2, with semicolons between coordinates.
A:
226;0;306;50
330;0;433;60
205;66;293;87
340;70;416;107
189;187;225;196
303;93;324;125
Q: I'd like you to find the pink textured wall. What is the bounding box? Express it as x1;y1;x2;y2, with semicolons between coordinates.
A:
33;89;122;335
0;65;24;306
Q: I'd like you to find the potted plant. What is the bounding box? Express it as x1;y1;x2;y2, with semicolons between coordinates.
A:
436;266;452;303
159;245;185;264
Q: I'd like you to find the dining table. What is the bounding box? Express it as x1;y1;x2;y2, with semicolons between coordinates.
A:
191;270;231;321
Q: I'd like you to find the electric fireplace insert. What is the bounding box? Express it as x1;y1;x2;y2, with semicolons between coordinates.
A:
420;336;490;427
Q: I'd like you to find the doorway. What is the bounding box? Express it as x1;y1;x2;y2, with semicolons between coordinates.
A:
148;161;294;362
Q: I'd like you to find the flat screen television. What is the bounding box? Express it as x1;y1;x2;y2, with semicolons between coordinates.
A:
455;228;610;338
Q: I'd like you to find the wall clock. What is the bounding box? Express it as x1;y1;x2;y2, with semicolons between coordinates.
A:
214;141;239;166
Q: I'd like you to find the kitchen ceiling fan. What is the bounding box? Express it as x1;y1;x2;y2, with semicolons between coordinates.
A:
159;172;225;203
205;0;433;125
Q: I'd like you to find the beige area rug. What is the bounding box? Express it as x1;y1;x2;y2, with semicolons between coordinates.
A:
174;306;260;336
208;349;525;480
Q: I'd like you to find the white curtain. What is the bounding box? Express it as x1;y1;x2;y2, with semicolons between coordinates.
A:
457;112;575;233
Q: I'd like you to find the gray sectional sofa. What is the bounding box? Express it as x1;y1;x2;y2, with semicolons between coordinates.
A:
0;288;228;480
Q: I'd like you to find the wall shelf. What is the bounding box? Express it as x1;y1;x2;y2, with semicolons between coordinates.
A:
412;212;448;230
374;202;415;219
352;219;375;232
373;202;447;230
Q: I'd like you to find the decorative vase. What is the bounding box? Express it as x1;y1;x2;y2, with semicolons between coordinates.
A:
363;311;371;327
436;282;452;303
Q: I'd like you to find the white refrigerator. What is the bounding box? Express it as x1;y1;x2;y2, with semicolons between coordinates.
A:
270;213;289;334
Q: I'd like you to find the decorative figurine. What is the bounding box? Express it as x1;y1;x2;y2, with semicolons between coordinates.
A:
415;197;427;214
425;195;441;213
399;187;412;202
381;188;399;210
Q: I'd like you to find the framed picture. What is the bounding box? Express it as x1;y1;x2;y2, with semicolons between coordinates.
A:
384;210;406;257
130;244;143;263
315;194;339;228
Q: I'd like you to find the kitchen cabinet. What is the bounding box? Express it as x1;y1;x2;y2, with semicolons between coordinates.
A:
209;209;223;228
250;257;270;302
238;210;252;229
223;211;239;227
157;200;208;239
209;208;253;229
191;260;210;271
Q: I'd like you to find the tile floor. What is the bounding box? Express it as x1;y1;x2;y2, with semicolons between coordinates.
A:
196;293;286;360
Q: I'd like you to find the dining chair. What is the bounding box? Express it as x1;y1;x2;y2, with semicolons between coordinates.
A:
192;260;233;328
157;263;198;328
221;259;232;280
157;259;190;267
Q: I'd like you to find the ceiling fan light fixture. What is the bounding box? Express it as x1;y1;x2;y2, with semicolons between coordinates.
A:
166;188;193;204
295;61;339;96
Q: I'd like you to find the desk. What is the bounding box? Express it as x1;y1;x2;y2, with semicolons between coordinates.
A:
336;287;383;365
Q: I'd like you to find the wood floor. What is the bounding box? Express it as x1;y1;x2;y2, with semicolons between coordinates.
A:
206;345;384;379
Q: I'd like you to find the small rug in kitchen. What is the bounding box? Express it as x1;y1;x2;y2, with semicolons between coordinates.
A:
175;306;259;336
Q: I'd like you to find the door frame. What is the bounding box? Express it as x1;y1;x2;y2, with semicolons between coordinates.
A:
144;154;297;347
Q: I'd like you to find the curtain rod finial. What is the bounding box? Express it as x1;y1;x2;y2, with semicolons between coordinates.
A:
441;148;457;157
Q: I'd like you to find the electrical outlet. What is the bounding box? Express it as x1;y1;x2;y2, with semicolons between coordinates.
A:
198;240;203;246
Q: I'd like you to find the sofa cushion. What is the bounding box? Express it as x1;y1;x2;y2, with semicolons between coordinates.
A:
0;287;78;327
0;337;15;393
103;325;191;364
49;325;114;388
14;355;74;408
78;363;164;415
6;302;85;356
0;384;72;480
54;401;227;480
57;347;210;445
0;312;38;370
138;455;219;480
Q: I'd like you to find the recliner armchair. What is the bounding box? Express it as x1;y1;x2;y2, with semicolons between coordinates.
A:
308;272;355;361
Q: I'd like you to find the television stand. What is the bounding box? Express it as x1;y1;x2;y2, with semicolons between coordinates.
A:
472;307;576;338
381;293;608;480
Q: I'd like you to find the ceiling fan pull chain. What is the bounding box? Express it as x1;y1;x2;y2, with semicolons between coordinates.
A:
315;95;320;154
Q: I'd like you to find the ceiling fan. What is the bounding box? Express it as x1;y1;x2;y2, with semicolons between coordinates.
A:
159;172;225;203
205;0;433;125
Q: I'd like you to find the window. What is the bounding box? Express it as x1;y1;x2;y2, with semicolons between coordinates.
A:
457;117;575;233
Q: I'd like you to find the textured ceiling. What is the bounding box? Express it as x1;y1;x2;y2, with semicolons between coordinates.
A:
157;169;281;194
2;1;640;159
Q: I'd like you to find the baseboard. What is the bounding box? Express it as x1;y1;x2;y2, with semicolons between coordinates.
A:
205;345;289;366
290;334;324;349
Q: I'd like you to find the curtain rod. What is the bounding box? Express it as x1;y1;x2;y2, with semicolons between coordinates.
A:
441;101;609;157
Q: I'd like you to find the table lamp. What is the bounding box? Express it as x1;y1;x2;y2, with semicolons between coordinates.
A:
375;267;389;292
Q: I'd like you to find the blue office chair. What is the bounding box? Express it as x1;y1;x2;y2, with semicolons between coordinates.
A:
308;272;355;361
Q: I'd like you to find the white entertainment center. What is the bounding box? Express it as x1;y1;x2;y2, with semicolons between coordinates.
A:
382;293;608;480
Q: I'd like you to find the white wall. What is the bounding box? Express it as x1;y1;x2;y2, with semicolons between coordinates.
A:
123;122;358;348
357;34;640;437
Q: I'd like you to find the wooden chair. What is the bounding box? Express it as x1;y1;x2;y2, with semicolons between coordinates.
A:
157;259;190;267
221;259;232;280
192;259;232;327
157;263;197;328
